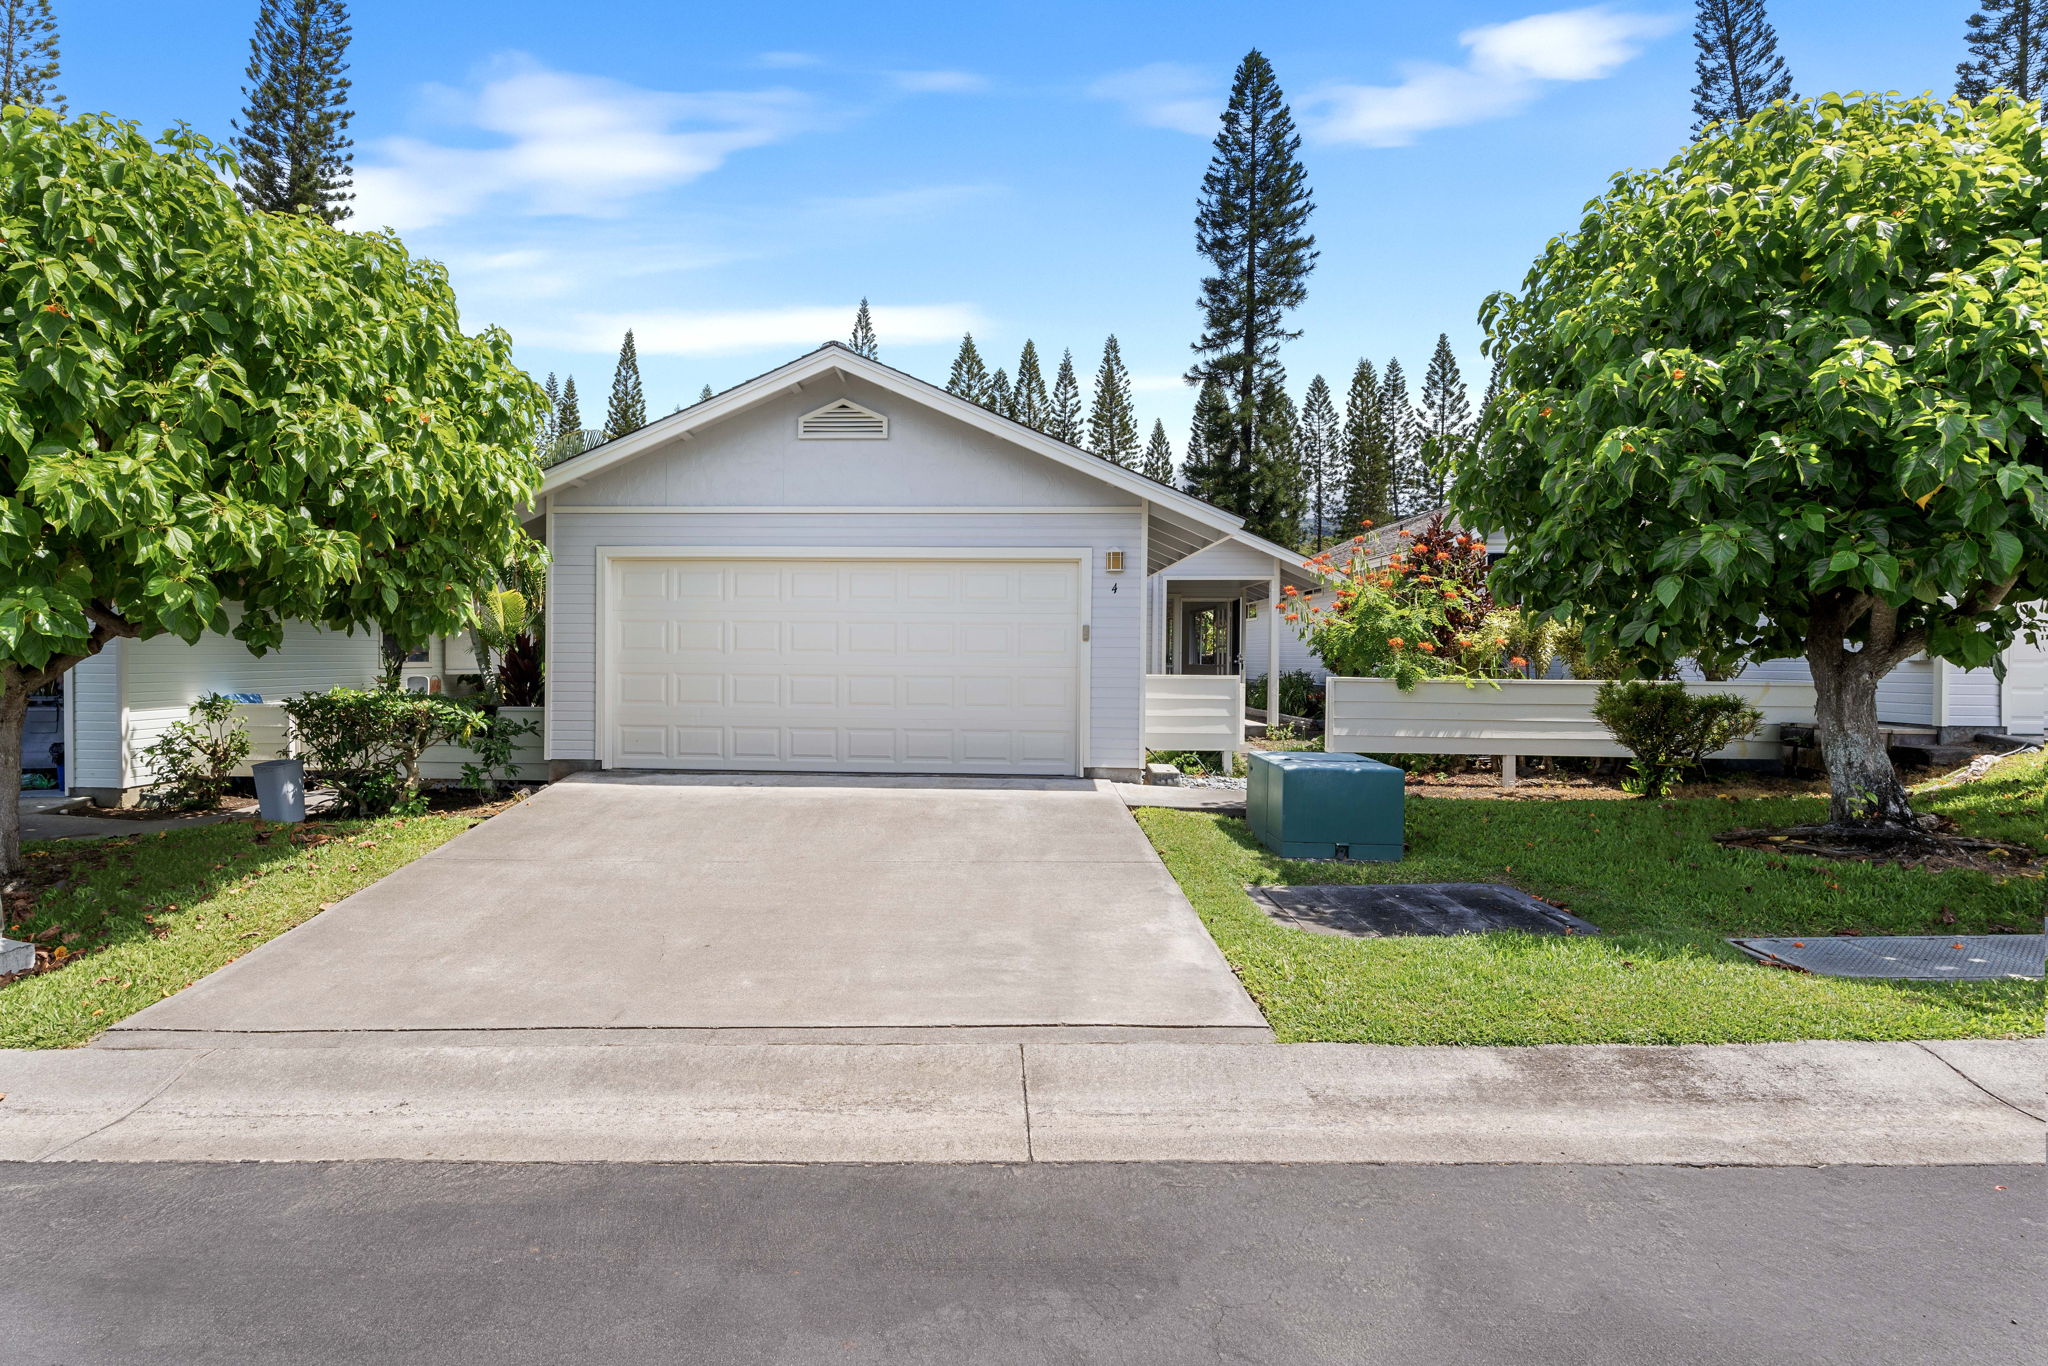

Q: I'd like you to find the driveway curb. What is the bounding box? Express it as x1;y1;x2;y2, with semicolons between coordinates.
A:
2;1038;2038;1166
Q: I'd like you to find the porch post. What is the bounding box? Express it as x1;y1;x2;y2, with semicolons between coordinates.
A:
1266;569;1282;723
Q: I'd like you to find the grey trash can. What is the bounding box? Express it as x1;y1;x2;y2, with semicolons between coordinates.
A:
251;758;307;823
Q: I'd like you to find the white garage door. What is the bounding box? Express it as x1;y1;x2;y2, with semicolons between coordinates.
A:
606;557;1083;774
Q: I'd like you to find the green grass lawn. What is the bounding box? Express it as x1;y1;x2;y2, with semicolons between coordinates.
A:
1138;749;2046;1046
1;809;487;1048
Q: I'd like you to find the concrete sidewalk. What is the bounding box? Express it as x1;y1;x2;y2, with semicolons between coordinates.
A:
2;1038;2038;1165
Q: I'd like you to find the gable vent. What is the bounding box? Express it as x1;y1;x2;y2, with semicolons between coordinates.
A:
798;399;888;440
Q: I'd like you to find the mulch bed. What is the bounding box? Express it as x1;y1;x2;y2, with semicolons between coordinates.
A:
1713;819;2043;876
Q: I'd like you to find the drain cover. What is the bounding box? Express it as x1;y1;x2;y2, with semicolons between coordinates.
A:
1729;934;2045;981
1246;883;1598;938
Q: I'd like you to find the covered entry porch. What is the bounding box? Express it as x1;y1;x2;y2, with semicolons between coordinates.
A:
1141;536;1320;765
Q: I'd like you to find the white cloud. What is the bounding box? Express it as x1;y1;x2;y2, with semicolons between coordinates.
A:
352;55;818;231
889;69;990;94
754;51;822;69
1087;63;1219;135
1308;7;1675;147
1128;373;1191;393
541;304;987;357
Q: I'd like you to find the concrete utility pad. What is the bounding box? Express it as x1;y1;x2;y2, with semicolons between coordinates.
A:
1730;934;2046;980
1247;882;1599;938
103;773;1267;1043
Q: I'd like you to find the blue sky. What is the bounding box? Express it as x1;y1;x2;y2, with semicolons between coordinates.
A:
73;1;1963;444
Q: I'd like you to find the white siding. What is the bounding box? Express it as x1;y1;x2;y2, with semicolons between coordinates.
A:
66;645;124;789
548;510;1144;771
1158;538;1289;581
567;375;1127;510
119;620;381;787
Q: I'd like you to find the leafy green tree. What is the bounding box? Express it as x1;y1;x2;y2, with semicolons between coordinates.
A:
1011;340;1049;430
1339;359;1393;531
1957;1;2041;101
1298;374;1340;546
987;367;1013;419
1413;333;1471;510
848;297;878;358
1141;419;1174;484
604;329;645;440
1691;0;1794;133
0;0;62;112
1187;50;1317;520
0;112;546;871
1463;93;2048;832
1086;336;1140;467
233;0;355;222
1048;348;1084;444
1182;377;1231;500
946;333;990;404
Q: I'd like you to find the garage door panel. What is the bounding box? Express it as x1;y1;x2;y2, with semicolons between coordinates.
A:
608;557;1081;775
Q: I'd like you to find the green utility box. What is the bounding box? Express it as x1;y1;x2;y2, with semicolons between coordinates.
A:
1246;751;1405;861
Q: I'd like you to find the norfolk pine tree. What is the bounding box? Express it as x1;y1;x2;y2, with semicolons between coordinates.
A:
0;112;546;873
1011;341;1049;430
1297;374;1340;546
1378;357;1419;515
848;297;879;358
1187;51;1317;521
1048;349;1084;445
1462;94;2048;835
1414;334;1472;510
946;334;990;404
540;372;562;454
699;384;714;403
555;376;583;458
1249;380;1307;547
1339;359;1394;530
987;368;1013;418
1086;337;1140;467
1957;1;2041;101
604;330;646;440
0;0;62;111
1181;377;1231;500
234;0;356;221
1141;420;1175;484
1691;0;1794;133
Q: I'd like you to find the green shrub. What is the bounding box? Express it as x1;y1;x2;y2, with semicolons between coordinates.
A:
458;708;540;796
1246;669;1325;719
279;688;479;816
1592;681;1762;798
139;695;251;811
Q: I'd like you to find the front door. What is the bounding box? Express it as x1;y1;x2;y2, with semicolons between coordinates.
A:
1178;600;1239;676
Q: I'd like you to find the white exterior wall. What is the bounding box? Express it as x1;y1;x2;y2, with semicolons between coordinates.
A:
118;620;382;788
1244;593;1331;682
545;379;1147;772
65;645;124;788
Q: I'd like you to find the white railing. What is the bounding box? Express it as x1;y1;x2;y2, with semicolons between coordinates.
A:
230;703;548;782
1143;674;1245;755
1323;678;1816;761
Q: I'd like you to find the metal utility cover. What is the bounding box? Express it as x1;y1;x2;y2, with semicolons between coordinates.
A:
1246;883;1599;938
1729;934;2046;981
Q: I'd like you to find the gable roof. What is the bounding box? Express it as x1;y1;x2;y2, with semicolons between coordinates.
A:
539;342;1304;575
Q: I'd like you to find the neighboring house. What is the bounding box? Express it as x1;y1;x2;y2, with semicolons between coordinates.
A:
65;619;483;806
1309;506;2048;739
66;343;1315;800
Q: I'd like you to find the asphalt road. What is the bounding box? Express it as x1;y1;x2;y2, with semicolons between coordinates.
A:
3;1162;2037;1365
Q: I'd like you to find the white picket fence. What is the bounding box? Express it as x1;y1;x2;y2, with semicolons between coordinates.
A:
230;703;548;782
1323;678;1816;762
1143;674;1245;756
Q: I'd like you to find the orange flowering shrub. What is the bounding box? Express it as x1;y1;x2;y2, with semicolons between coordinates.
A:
1293;513;1508;689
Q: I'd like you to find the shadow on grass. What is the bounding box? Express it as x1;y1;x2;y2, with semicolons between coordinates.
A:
5;820;349;981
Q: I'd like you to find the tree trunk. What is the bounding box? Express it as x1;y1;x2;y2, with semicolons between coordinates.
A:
1;674;31;880
1805;634;1918;829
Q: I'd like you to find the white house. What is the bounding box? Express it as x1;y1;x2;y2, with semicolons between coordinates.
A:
63;344;1317;802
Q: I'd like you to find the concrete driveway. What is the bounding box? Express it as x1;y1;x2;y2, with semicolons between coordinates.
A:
103;774;1269;1046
